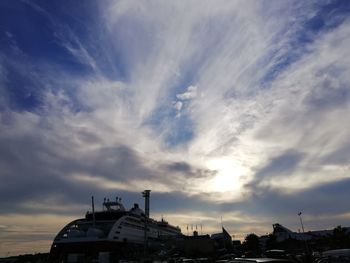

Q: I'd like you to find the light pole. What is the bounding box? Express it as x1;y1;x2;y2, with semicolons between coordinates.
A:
298;212;305;233
298;212;309;254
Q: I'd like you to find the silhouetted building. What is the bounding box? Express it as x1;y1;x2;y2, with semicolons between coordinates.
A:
211;227;233;249
260;223;350;252
273;223;311;242
177;232;215;257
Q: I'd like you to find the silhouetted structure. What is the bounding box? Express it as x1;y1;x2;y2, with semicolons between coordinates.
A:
211;227;233;249
260;223;350;253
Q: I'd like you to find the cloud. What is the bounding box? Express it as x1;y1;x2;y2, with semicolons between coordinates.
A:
219;178;350;234
176;85;198;101
276;178;349;216
246;150;305;190
55;28;98;71
173;85;198;116
321;143;350;165
173;101;183;111
0;107;217;217
0;0;347;203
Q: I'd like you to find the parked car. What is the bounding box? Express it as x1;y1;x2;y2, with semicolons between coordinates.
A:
229;258;295;263
313;249;350;263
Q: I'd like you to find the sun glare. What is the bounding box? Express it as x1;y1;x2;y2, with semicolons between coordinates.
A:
207;158;245;193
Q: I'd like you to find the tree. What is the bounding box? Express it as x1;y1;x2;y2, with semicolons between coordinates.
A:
243;233;260;253
330;225;350;249
265;234;278;250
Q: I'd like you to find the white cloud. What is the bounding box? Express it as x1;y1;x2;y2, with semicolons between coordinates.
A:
176;85;198;100
247;20;350;188
173;101;183;111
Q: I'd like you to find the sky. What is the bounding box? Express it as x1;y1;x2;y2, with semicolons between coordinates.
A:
1;0;350;257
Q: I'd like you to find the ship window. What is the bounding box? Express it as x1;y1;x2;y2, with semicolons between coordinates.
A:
115;231;120;234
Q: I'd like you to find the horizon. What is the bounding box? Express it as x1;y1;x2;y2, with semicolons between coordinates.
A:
1;0;350;257
1;190;349;257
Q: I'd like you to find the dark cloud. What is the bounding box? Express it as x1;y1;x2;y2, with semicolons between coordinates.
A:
304;73;350;111
247;150;305;190
0;121;220;218
257;150;304;178
0;116;218;216
3;115;348;222
320;143;350;165
147;191;216;215
164;161;192;173
159;162;217;180
222;177;350;218
78;145;154;181
1;118;349;236
0;120;155;215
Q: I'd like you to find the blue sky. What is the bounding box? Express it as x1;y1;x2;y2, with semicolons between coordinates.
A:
1;0;350;256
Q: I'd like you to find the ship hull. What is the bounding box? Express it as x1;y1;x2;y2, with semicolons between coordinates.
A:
49;240;144;262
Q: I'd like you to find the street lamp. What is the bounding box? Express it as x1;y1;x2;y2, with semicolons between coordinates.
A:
298;212;305;233
298;212;309;254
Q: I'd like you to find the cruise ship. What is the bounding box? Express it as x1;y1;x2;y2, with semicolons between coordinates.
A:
49;190;182;262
